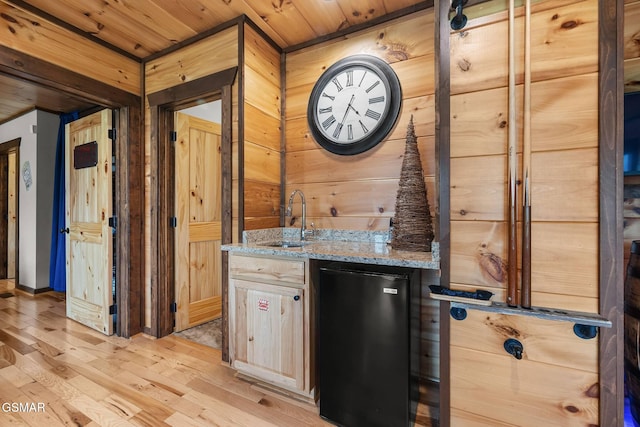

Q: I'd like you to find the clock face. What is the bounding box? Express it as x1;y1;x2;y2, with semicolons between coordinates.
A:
307;55;402;155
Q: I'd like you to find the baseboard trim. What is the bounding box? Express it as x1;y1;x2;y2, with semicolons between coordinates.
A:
15;284;53;295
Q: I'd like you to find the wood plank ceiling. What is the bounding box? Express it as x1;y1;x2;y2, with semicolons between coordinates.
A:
0;0;427;124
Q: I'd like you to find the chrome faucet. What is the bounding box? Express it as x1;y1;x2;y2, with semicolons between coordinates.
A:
286;189;312;240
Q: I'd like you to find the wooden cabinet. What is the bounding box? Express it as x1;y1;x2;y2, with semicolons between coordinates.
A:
228;253;315;401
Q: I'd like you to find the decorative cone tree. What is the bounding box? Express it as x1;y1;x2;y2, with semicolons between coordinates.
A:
390;115;434;252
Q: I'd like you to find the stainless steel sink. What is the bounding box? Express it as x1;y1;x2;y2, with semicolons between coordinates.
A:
259;240;305;248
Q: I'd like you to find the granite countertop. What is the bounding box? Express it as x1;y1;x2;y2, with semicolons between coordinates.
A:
221;228;439;270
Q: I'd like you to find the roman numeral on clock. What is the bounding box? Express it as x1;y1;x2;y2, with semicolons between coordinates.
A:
322;115;336;130
365;109;381;120
333;123;343;138
319;107;332;114
365;80;380;93
346;70;353;87
369;96;385;104
332;77;343;92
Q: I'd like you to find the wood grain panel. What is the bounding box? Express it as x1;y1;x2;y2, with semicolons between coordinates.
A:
450;348;598;426
145;27;238;94
244;68;281;121
242;23;282;237
451;86;521;158
189;222;223;242
530;222;598;301
451;73;598;158
244;104;281;152
450;1;598;95
531;73;598;151
450;220;507;290
243;217;280;231
286;135;433;184
450;155;507;221
230;255;305;286
243;0;317;46
0;1;140;94
531;148;598;222
243;181;280;218
243;142;280;184
284;179;436;222
450;310;597;372
286;10;432;87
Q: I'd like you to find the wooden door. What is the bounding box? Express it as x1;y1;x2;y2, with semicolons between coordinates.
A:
65;109;113;335
174;112;222;331
232;279;305;391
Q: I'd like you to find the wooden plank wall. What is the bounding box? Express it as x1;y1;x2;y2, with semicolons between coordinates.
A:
448;1;599;425
242;24;281;233
284;10;440;380
0;0;140;95
143;26;239;329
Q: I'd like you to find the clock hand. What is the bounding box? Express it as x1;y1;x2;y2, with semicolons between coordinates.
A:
340;95;355;125
348;103;360;116
333;95;355;139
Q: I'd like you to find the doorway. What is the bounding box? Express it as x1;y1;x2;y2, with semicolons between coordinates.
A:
0;137;19;290
64;110;115;335
174;101;223;334
148;67;236;345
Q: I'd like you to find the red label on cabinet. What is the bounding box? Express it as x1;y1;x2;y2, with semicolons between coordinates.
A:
258;298;269;311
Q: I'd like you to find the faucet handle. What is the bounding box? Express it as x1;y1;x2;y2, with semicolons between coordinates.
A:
304;222;316;238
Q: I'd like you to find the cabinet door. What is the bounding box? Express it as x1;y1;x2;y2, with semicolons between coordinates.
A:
232;279;305;392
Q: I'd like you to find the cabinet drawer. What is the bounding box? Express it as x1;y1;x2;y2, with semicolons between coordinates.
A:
230;254;305;285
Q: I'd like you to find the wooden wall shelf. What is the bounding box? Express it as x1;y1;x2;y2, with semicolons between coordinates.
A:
432;297;612;328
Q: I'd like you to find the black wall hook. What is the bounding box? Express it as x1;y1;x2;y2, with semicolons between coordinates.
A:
504;338;523;360
451;0;468;30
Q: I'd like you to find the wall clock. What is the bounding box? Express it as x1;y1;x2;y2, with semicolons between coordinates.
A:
307;54;402;155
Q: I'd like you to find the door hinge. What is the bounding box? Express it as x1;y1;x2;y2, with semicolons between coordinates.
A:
170;302;177;313
108;128;116;141
109;304;117;315
109;216;117;230
169;217;177;228
170;131;177;144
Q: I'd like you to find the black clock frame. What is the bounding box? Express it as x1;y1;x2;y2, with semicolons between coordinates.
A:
307;54;402;156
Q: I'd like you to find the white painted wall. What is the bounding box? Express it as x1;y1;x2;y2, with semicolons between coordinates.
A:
35;111;59;290
0;109;58;291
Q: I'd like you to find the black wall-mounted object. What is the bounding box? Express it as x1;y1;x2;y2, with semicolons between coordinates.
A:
73;141;98;169
450;0;468;30
504;338;524;360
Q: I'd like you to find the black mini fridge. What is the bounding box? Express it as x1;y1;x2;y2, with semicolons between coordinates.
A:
318;262;420;427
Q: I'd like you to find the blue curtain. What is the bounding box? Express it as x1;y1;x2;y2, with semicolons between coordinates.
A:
49;112;79;292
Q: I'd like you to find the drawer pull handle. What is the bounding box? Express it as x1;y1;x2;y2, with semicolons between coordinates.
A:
293;295;300;301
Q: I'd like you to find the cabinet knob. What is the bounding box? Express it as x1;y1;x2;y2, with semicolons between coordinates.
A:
293;295;300;301
248;336;253;342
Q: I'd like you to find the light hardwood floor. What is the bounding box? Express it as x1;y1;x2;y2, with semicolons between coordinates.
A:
0;284;439;426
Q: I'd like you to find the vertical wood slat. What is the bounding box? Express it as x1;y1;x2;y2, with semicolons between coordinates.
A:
599;0;624;425
0;153;8;279
116;105;144;338
221;83;232;363
435;0;450;426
